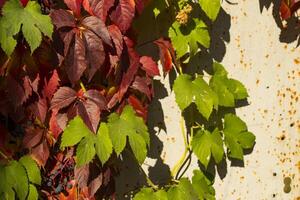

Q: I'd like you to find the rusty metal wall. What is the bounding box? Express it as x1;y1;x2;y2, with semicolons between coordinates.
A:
115;1;300;199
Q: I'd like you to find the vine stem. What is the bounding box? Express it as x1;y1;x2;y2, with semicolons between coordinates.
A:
171;117;189;178
80;81;87;93
0;150;9;161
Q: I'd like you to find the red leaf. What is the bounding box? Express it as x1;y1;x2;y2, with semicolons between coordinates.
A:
88;173;103;197
83;89;107;110
20;0;28;7
49;109;63;139
280;0;291;20
23;76;33;100
82;16;112;46
83;0;115;22
6;76;26;109
128;95;147;121
140;56;159;77
108;25;124;57
75;164;90;189
131;76;151;99
107;37;140;108
43;70;60;100
111;0;136;33
64;0;82;17
29;97;48;123
77;100;101;133
65;34;88;84
83;30;105;81
23;127;43;149
50;87;77;110
135;0;145;14
63;29;75;56
154;38;175;74
50;9;76;29
31;140;49;167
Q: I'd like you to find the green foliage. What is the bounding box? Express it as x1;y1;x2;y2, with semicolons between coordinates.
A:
210;63;248;107
224;114;255;160
0;0;53;56
134;170;215;200
191;129;224;168
169;19;210;58
0;156;41;200
108;105;149;164
60;105;149;166
199;0;221;21
173;74;218;120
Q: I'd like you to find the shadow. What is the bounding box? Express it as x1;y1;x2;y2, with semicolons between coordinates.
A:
259;0;300;45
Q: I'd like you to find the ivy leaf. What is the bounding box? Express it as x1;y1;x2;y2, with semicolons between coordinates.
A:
192;170;215;200
173;74;217;119
27;184;38;200
199;0;221;21
76;134;96;167
19;155;41;185
192;129;224;168
226;79;248;100
224;114;255;160
0;0;53;55
95;123;113;164
107;105;149;163
60;116;92;149
167;178;198;200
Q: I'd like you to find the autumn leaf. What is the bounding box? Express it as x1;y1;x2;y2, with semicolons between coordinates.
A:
111;0;136;33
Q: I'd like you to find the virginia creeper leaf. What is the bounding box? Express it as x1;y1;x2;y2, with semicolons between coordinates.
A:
167;178;198;200
95;123;113;164
0;0;53;55
50;9;76;29
50;87;77;110
140;56;160;77
64;0;82;17
224;114;255;160
76;134;96;166
111;0;136;33
19;155;41;185
27;184;38;200
191;129;224;168
107;105;149;163
173;74;217;119
192;170;215;200
60;116;92;148
82;0;115;22
199;0;221;21
31;140;49;167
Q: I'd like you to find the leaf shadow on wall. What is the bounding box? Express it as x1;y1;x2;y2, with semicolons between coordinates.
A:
259;0;300;45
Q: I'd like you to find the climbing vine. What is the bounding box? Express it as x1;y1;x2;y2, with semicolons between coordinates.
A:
0;0;255;199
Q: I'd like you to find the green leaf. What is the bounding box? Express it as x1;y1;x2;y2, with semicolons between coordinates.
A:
60;116;92;149
134;188;168;200
226;79;248;100
108;105;149;163
210;75;235;107
213;62;228;77
134;188;154;200
168;178;198;200
173;74;217;119
76;134;96;167
173;74;194;110
27;184;38;200
0;0;53;55
5;161;29;200
191;129;224;168
224;114;255;160
199;0;221;21
192;170;215;200
19;155;41;185
95;123;113;164
169;19;210;58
